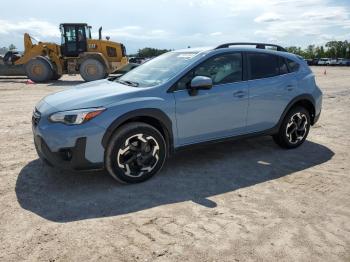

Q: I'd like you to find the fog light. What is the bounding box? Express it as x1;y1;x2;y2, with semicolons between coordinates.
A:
60;149;72;161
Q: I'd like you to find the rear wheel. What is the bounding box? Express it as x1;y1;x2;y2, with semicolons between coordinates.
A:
105;122;167;184
25;58;53;83
79;58;106;82
273;106;310;149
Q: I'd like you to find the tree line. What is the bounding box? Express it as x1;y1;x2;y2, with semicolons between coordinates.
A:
131;47;171;58
133;42;350;59
2;41;350;59
285;40;350;59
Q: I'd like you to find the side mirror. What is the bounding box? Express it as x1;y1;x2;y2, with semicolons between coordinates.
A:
188;76;213;96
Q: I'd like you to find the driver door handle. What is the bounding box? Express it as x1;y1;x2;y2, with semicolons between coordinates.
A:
233;90;246;98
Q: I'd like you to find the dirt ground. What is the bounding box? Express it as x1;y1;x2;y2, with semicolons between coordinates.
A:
0;67;349;262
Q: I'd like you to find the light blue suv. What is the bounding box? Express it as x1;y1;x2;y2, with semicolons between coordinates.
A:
32;43;322;183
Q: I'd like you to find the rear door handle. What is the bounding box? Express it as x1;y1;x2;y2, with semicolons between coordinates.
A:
233;90;246;98
286;85;294;91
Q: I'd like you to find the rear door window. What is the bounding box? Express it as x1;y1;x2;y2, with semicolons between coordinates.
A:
247;53;279;80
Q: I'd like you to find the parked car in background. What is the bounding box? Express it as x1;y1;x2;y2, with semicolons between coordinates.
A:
129;57;154;64
318;58;331;65
129;57;144;64
329;58;338;66
305;59;312;65
32;42;322;183
337;58;350;66
312;58;319;65
305;58;319;66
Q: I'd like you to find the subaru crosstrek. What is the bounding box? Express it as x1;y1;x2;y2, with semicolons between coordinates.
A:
32;42;322;183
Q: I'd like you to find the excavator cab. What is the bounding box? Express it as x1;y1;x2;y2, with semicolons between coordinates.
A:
60;23;91;57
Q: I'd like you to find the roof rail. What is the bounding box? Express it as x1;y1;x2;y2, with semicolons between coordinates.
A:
215;42;287;52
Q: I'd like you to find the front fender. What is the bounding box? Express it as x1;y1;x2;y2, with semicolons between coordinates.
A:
101;108;174;151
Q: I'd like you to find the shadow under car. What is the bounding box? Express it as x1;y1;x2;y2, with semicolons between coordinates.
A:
15;136;334;222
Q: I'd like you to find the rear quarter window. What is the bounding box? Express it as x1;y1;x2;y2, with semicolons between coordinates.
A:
287;58;300;72
279;57;289;75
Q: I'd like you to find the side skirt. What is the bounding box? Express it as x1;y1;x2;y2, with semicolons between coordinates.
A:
172;127;279;154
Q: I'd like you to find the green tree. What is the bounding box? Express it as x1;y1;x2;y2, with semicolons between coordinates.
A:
286;40;350;59
316;46;325;58
137;47;170;58
8;44;16;51
306;45;315;59
285;46;306;57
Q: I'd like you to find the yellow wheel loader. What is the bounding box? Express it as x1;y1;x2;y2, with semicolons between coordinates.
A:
2;23;129;82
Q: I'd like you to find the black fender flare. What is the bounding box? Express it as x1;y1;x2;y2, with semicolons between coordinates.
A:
101;108;174;152
274;94;316;132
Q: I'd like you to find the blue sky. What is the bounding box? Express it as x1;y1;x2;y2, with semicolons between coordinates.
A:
0;0;349;53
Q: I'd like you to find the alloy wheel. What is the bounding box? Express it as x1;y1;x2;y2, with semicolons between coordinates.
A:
285;112;308;144
117;134;160;177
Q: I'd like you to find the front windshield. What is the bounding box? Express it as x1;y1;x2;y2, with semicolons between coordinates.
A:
117;51;200;87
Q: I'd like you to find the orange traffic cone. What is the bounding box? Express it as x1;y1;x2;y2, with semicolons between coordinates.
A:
26;79;35;84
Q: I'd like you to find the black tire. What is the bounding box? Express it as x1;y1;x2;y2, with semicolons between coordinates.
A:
51;71;62;81
79;58;106;82
25;58;53;83
273;106;311;149
105;122;167;184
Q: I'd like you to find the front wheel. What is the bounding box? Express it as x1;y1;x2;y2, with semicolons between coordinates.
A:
273;106;311;149
105;122;167;184
79;58;106;82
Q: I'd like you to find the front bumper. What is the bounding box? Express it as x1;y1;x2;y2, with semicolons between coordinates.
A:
34;135;104;171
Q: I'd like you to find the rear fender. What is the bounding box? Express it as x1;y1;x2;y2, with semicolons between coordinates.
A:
276;94;316;130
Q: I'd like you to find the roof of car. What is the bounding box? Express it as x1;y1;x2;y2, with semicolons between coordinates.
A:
173;47;214;53
173;45;300;61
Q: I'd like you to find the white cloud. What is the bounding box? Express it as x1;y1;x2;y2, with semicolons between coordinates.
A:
254;12;282;22
187;0;350;41
252;0;350;43
0;0;349;52
0;18;59;38
210;32;223;36
103;26;169;40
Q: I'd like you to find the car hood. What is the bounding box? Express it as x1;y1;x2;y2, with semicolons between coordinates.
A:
43;79;140;111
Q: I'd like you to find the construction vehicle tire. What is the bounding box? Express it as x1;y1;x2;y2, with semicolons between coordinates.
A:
52;71;62;80
79;58;106;82
25;58;53;83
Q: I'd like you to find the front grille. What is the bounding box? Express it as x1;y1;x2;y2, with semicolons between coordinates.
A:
32;108;41;127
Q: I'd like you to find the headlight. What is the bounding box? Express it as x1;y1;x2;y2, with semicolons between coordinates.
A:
49;107;105;125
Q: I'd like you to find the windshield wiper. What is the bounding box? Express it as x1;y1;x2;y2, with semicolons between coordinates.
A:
116;79;139;87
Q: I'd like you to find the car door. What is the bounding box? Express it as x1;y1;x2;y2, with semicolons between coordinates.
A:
172;52;249;146
245;53;298;133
